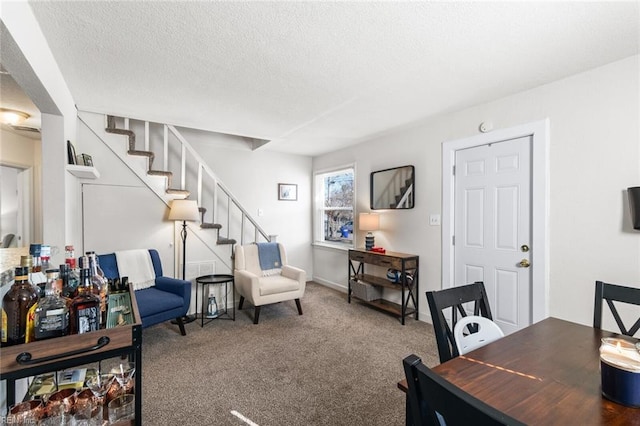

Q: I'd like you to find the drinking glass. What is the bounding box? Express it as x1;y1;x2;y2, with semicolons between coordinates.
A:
71;398;101;426
86;373;115;399
7;400;43;424
107;394;135;423
45;388;77;418
109;362;135;395
86;373;115;421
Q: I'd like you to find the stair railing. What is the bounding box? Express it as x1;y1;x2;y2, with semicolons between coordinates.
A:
165;125;271;245
118;115;271;244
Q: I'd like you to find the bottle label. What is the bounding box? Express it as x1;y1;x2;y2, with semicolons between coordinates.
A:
25;303;38;343
36;309;69;339
1;308;7;343
77;306;99;334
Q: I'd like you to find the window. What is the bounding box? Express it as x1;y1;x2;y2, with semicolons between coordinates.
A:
314;166;354;247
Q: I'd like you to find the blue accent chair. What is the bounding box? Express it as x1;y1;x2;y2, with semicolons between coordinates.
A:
98;249;191;335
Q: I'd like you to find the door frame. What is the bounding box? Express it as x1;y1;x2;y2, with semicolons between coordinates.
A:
442;119;550;323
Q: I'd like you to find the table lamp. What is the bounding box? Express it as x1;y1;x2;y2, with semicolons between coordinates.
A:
359;213;380;251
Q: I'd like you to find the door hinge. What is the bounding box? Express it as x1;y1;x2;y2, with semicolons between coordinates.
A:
452;165;456;176
452;235;455;245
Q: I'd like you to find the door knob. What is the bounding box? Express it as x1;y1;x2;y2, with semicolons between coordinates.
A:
521;245;529;252
518;259;531;268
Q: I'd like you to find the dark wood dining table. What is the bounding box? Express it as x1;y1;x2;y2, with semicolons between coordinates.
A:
398;317;640;425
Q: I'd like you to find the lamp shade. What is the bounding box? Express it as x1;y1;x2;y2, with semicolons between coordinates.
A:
359;213;380;231
168;199;199;222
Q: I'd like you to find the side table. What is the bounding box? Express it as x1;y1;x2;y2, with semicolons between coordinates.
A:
195;274;235;327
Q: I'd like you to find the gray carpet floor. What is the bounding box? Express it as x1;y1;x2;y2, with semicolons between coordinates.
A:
140;282;439;425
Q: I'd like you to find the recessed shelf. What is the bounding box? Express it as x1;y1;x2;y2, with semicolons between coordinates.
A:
66;164;100;179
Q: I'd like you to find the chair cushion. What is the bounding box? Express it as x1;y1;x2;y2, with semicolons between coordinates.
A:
259;275;301;296
135;287;184;319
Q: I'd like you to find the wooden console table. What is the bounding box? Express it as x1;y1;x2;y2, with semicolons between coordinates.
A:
348;249;419;325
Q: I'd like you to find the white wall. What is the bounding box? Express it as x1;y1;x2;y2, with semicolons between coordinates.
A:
188;138;313;276
312;55;640;328
0;128;42;244
1;3;77;267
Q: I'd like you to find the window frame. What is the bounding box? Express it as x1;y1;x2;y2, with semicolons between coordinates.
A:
313;164;356;249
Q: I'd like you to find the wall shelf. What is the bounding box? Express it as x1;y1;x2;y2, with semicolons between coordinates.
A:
66;164;100;179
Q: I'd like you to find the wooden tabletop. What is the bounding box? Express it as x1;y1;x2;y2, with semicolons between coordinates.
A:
399;318;640;425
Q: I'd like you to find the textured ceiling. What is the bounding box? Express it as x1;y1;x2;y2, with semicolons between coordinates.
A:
19;1;640;156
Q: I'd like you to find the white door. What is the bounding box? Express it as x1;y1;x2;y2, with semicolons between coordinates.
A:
454;136;531;335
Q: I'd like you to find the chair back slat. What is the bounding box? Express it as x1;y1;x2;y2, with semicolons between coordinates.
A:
594;280;640;337
426;282;493;363
403;354;526;426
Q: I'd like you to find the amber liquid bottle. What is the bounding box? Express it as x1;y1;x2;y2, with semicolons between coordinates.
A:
70;268;100;334
87;252;108;326
1;267;39;347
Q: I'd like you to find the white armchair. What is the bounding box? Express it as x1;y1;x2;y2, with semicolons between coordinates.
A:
234;243;306;324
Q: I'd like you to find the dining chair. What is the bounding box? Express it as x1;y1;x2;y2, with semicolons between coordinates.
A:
403;354;526;426
426;281;493;363
453;315;504;355
593;280;640;337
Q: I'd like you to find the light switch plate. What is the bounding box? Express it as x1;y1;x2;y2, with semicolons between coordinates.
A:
429;214;441;226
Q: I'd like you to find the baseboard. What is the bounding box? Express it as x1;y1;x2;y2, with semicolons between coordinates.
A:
312;277;347;293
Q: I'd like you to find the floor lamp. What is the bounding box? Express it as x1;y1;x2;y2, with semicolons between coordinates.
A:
169;199;200;323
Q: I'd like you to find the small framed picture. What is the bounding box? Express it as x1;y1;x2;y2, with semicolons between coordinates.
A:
278;183;297;201
81;154;93;167
76;153;93;166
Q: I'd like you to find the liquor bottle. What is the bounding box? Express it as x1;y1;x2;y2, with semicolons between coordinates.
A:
34;269;70;340
41;245;52;272
70;268;100;334
86;252;109;326
28;245;47;295
1;267;39;347
60;263;79;299
65;245;77;269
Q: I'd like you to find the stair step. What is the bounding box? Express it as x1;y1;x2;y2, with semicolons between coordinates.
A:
128;150;154;158
201;223;222;229
148;170;172;177
217;237;237;245
166;188;190;196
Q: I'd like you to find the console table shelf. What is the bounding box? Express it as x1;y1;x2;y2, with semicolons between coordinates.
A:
348;249;419;325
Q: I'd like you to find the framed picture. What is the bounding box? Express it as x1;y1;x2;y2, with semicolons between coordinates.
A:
81;154;93;167
67;141;77;165
278;183;297;201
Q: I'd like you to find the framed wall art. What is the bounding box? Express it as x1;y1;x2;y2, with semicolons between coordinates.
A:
278;183;297;201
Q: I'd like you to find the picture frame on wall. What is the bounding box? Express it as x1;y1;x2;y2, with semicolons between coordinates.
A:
278;183;297;201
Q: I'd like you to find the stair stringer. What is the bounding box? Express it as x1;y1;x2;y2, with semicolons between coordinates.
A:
78;111;234;272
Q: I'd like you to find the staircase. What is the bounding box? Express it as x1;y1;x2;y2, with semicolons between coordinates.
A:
79;112;272;270
390;178;414;209
105;115;190;197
